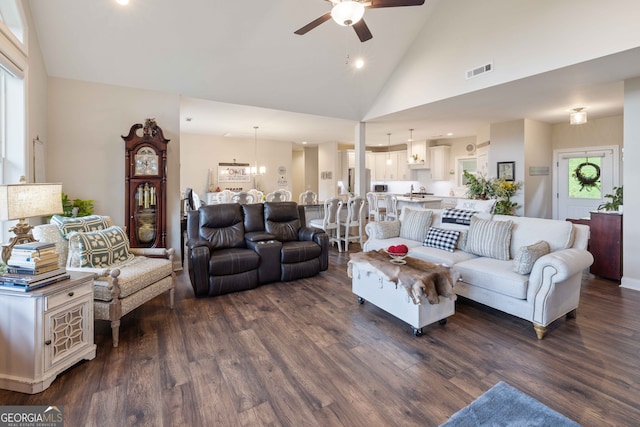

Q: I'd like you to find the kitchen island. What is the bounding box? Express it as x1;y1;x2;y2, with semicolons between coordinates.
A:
396;196;443;210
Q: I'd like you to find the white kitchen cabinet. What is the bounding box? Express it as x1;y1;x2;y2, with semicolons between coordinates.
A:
374;152;388;180
430;146;451;181
366;151;375;178
408;140;429;168
0;273;96;394
391;151;409;180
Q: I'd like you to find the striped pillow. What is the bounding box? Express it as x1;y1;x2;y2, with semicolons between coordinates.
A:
466;216;514;260
400;208;433;242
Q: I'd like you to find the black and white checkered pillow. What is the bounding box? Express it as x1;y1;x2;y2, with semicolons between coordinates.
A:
423;227;461;252
442;208;478;226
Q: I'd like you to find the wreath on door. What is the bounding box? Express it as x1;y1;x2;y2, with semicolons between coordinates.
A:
573;160;601;191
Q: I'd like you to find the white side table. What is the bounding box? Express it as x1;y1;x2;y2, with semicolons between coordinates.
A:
0;272;96;394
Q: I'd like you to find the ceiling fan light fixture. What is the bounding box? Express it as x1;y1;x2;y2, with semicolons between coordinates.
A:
331;1;365;27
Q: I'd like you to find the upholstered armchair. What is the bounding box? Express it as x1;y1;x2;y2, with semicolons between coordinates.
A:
33;215;175;347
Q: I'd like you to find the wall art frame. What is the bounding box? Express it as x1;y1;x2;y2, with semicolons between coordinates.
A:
497;161;515;181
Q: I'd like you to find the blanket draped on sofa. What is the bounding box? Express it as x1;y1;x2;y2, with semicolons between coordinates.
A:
348;250;457;305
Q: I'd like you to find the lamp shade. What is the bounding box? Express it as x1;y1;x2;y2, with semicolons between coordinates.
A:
331;1;365;26
0;182;63;221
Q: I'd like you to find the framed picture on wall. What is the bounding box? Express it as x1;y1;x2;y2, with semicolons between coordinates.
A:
218;163;251;182
497;161;515;181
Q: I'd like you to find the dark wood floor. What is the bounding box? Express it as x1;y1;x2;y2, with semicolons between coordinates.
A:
1;246;639;426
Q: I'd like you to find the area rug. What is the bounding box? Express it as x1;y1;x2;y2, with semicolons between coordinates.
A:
440;381;581;427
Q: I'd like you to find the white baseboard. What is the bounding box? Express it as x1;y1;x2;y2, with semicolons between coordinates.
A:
620;276;640;291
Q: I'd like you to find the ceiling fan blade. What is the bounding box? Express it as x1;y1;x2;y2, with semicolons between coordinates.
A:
367;0;425;8
352;19;373;42
294;12;332;35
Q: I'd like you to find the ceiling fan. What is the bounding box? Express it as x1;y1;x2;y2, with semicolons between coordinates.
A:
294;0;426;43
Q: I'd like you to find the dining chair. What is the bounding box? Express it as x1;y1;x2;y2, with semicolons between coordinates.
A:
248;189;264;203
278;189;292;201
298;190;318;205
339;196;366;251
192;191;202;209
230;191;255;204
366;192;385;222
384;194;398;221
308;197;343;252
265;191;286;202
216;189;232;204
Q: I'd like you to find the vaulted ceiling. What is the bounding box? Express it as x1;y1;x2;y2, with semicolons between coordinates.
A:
28;0;637;146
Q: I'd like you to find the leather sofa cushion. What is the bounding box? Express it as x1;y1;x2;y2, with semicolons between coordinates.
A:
242;203;266;232
199;204;246;249
264;202;302;242
209;248;260;275
281;241;322;263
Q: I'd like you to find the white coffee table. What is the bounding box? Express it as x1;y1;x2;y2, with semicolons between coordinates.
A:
350;259;455;336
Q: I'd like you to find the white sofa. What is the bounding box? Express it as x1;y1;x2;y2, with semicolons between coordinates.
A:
363;206;594;339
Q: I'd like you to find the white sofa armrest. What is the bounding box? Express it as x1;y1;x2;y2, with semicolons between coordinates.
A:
527;248;594;326
528;248;594;289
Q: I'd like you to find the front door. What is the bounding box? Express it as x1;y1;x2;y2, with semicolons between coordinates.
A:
554;146;619;220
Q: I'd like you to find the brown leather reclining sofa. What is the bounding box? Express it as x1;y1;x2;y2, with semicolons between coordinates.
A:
186;202;329;297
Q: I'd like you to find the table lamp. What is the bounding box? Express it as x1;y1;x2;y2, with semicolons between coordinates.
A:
0;176;63;263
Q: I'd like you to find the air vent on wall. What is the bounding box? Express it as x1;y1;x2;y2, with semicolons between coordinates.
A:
466;62;493;80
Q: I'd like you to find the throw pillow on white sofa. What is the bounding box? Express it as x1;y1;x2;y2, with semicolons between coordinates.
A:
466;216;514;260
400;208;433;242
513;240;550;274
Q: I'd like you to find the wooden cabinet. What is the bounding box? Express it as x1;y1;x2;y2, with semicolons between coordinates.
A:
430;146;451;181
0;273;96;393
122;122;170;248
589;212;623;281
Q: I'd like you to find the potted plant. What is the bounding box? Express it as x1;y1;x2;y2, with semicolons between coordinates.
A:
599;186;623;212
463;171;496;200
492;179;523;215
61;193;94;217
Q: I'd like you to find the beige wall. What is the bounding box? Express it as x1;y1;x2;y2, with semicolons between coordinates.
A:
622;79;640;290
46;78;181;264
524;120;553;218
179;132;293;201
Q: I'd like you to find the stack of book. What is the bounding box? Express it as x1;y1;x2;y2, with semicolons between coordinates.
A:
1;242;69;291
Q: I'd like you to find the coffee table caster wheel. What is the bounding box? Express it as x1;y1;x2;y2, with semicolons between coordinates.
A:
439;318;447;325
412;327;423;336
357;296;365;304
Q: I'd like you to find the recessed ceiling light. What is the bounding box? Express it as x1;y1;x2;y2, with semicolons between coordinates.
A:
302;141;307;145
447;132;453;136
355;58;365;69
223;132;232;137
116;0;129;5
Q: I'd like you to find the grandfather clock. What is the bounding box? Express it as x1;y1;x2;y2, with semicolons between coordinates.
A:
122;121;169;248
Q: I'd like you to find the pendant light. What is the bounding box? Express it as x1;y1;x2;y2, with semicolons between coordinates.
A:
252;126;265;176
408;128;414;163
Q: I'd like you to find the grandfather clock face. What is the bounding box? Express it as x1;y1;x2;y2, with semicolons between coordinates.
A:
135;146;159;176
